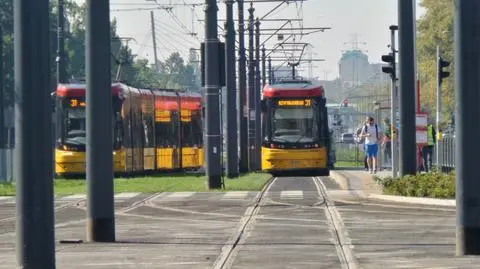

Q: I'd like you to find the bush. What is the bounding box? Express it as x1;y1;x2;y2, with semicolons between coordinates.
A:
374;171;455;199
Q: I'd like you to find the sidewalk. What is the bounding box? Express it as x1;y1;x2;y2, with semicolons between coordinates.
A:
330;169;456;207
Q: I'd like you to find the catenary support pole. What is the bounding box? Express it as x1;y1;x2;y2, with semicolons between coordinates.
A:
204;0;222;188
247;3;256;171
454;0;480;256
14;0;56;267
398;0;417;176
225;0;238;178
150;11;160;72
261;46;266;86
0;26;5;181
268;56;272;84
254;18;262;171
237;0;248;173
86;0;115;242
57;0;67;84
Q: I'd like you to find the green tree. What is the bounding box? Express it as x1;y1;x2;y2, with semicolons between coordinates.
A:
417;0;454;124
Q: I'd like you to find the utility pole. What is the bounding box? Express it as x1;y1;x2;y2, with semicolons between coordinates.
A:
86;0;115;242
237;0;248;173
247;3;256;171
254;18;261;171
454;0;480;256
398;0;417;176
261;46;266;86
57;0;67;84
268;56;272;84
436;45;450;167
15;0;56;267
225;0;238;178
204;0;222;188
150;11;160;72
0;26;5;181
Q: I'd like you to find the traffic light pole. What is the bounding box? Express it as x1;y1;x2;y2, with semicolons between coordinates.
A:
389;25;398;179
454;0;480;256
204;0;223;188
15;0;56;266
436;45;442;168
398;0;417;176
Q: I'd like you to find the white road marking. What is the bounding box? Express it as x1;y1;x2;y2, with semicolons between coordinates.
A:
280;190;303;199
223;191;249;199
115;192;141;199
165;192;195;199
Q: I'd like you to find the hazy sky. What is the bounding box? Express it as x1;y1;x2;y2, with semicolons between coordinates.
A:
103;0;425;80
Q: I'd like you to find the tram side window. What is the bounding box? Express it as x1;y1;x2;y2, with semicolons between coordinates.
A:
192;113;203;146
155;112;176;148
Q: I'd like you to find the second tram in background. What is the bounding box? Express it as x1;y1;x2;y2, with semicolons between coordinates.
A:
261;80;332;176
53;83;204;177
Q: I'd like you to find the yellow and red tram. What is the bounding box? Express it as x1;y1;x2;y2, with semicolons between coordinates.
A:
261;80;331;176
54;83;204;177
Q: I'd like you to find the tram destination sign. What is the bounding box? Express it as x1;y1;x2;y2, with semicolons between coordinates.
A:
277;99;312;107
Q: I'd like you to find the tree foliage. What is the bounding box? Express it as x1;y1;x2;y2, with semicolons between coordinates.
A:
417;0;454;124
0;0;200;106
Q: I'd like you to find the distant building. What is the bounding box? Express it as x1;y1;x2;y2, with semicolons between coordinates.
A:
338;50;390;89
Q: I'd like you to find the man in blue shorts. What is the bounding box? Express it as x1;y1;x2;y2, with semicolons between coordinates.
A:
361;116;382;174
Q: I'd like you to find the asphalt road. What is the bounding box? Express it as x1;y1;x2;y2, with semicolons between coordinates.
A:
0;175;479;268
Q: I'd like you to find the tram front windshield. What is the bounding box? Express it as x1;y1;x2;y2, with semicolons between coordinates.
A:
57;97;122;151
271;105;318;144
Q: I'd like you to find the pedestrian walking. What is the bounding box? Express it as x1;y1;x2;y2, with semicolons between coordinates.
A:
360;116;382;174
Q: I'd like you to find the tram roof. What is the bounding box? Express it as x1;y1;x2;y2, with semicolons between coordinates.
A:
57;83;123;97
263;82;324;98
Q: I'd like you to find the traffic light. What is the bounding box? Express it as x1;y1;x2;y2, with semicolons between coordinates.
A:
438;56;450;85
381;53;396;80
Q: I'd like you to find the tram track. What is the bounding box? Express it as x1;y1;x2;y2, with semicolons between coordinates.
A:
314;176;359;269
0;193;162;238
211;176;277;269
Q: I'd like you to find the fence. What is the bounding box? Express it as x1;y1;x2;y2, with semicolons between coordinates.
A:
434;136;455;172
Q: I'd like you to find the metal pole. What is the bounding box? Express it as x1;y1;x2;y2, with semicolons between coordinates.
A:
455;0;480;256
435;45;441;168
205;0;222;188
254;18;262;171
261;46;266;86
86;0;115;242
268;56;272;84
225;0;238;178
57;0;67;84
15;0;56;266
247;3;256;171
237;0;248;173
150;11;160;72
0;25;5;181
398;0;417;176
390;25;398;179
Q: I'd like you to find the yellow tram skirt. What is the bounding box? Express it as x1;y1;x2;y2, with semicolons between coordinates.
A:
261;147;328;172
55;149;126;176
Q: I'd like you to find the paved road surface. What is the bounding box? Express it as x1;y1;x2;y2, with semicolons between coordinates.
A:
0;174;479;268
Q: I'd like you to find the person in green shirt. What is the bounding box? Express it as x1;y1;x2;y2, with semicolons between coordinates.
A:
382;118;392;166
422;121;436;172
